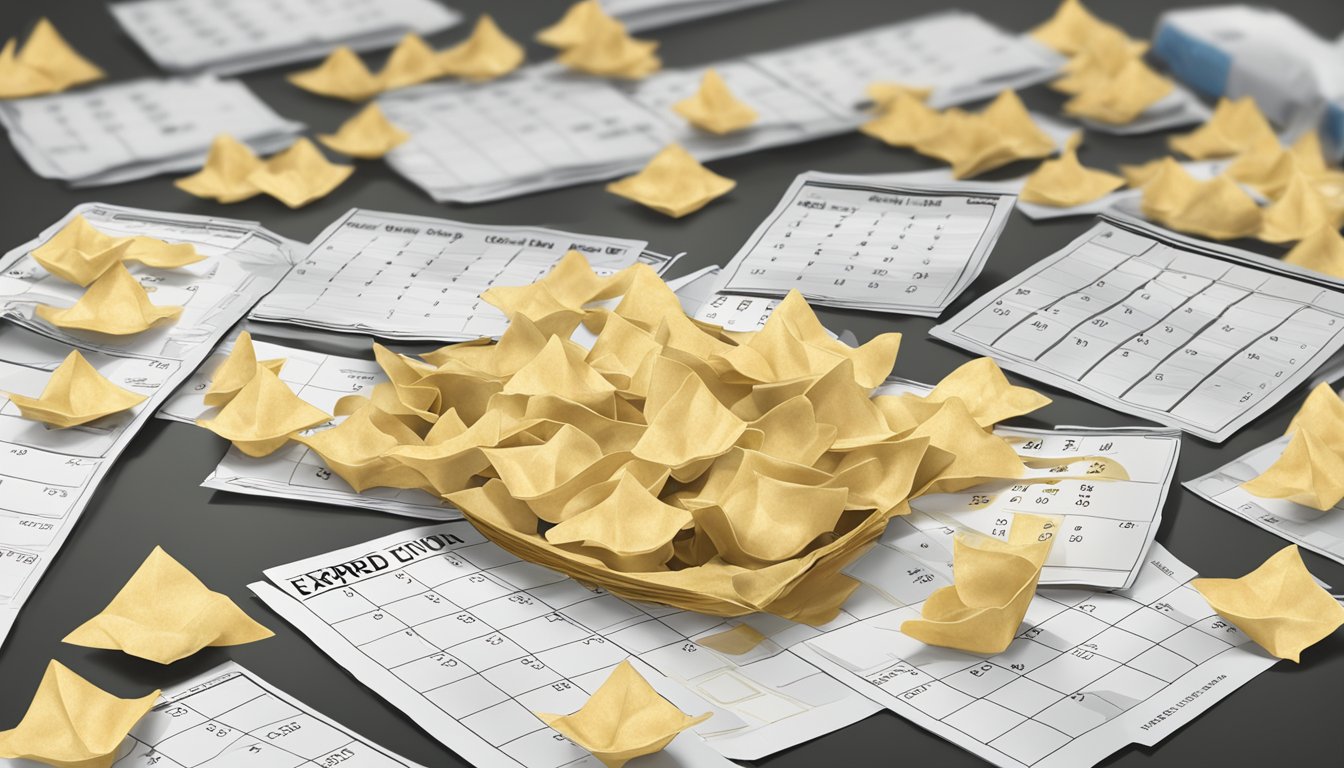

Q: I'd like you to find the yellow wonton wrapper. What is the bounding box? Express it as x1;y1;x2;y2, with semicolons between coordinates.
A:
196;363;331;457
911;91;1056;178
1169;97;1277;159
204;331;285;408
535;660;710;768
673;69;758;135
287;46;382;101
557;22;660;79
865;82;933;111
0;660;157;768
1192;545;1344;662
247;138;354;209
1062;57;1172;125
1030;0;1132;56
901;513;1056;653
546;471;692;571
175;134;264;203
1159;175;1263;240
378;33;442;90
318;103;410;159
63;546;273;664
537;0;624;49
1137;157;1200;223
31;215;132;286
1050;24;1146;96
6;350;146;428
1283;226;1344;278
1258;171;1339;244
1242;428;1344;511
36;262;182;335
1286;382;1344;453
296;402;434;492
606;144;735;217
1019;134;1125;206
0;19;104;99
860;89;943;148
437;15;524;81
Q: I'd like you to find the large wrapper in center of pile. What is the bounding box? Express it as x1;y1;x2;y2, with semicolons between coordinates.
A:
303;254;1053;625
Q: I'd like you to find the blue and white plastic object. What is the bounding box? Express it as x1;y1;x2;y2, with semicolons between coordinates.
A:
1152;5;1344;158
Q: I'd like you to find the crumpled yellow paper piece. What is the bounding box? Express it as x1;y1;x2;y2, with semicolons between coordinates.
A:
196;362;330;457
546;471;692;571
1283;226;1344;278
860;88;943;148
297;401;440;493
318;103;409;159
1020;133;1125;206
1193;545;1344;662
247;138;354;209
0;660;157;768
378;33;442;91
1286;383;1344;453
203;331;285;408
673;69;758;135
6;350;145;428
31;215;203;285
1136;157;1200;222
1258;171;1339;243
1242;383;1344;510
865;82;932;111
1030;0;1133;56
557;21;660;79
1049;24;1146;96
535;660;710;768
902;513;1056;654
36;262;182;335
1169;97;1277;159
1158;175;1263;240
910;91;1057;178
0;18;104;99
63;546;273;664
1062;57;1172;125
288;46;383;102
437;14;524;80
606;144;734;217
175;134;264;203
536;0;623;49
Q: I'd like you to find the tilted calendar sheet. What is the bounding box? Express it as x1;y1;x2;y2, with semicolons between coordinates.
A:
380;10;1063;203
606;0;786;31
109;0;461;75
0;77;303;186
705;173;1016;323
798;543;1278;768
249;523;892;764
62;661;428;767
930;215;1344;442
247;209;668;342
1186;416;1344;567
0;204;297;648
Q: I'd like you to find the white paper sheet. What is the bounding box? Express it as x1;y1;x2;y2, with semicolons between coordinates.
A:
0;76;303;185
606;0;786;31
0;204;297;648
799;543;1278;768
930;215;1344;442
108;0;461;75
250;523;883;763
247;208;663;341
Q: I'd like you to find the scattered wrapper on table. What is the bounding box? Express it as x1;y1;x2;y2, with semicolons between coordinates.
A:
196;362;331;457
437;15;525;81
5;350;146;428
287;46;383;102
1019;132;1125;206
0;660;157;768
1283;226;1344;278
31;214;202;286
1242;383;1344;511
606;144;735;217
673;69;759;135
202;331;286;408
245;138;355;209
35;262;183;335
901;513;1057;654
1193;545;1344;662
174;134;266;203
1169;97;1277;159
318;104;411;159
0;18;103;99
63;546;274;664
534;660;710;768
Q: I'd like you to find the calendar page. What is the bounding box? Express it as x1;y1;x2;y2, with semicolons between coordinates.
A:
248;209;661;342
0;205;297;649
73;661;429;767
930;216;1344;442
1186;425;1344;566
799;543;1277;768
714;173;1017;317
250;522;894;764
0;77;303;186
109;0;461;75
606;0;785;31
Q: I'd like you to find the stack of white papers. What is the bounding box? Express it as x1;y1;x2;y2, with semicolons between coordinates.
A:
381;10;1063;203
248;208;671;341
109;0;461;75
0;204;298;648
607;0;786;31
931;214;1344;442
0;76;303;186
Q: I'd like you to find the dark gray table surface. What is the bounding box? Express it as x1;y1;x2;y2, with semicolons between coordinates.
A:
2;0;1342;765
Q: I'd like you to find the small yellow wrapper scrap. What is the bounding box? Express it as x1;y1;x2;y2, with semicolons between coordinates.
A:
1258;171;1340;244
557;22;660;79
63;546;273;664
607;144;735;217
860;89;943;148
1193;545;1344;662
175;134;265;203
287;46;382;102
1019;134;1125;206
673;69;758;135
0;18;104;99
36;262;182;336
247;138;354;209
1062;57;1172;126
1030;0;1132;56
535;660;711;768
30;215;132;286
0;660;157;768
437;15;524;81
318;103;410;159
203;330;285;408
1159;175;1263;240
1283;226;1344;278
196;362;330;457
6;350;146;428
536;0;621;49
377;33;442;90
1169;96;1277;159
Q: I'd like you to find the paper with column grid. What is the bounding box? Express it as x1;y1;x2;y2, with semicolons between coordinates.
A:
798;543;1277;768
250;523;893;763
248;209;664;342
0;204;296;650
930;216;1344;442
52;661;429;767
